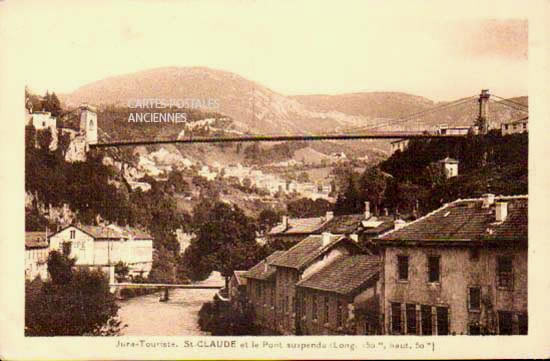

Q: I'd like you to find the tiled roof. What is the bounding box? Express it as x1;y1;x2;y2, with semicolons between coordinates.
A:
380;195;527;243
296;254;380;295
268;217;326;235
317;214;394;236
25;232;49;248
242;251;285;280
78;225;125;239
233;271;248;286
270;234;352;270
317;214;364;234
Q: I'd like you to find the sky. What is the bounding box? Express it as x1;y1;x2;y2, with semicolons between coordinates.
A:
1;0;528;101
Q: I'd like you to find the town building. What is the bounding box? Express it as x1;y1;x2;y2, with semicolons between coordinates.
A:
295;254;380;335
243;251;286;334
28;111;57;130
378;194;527;335
316;202;395;250
269;233;365;335
501;117;528;135
390;139;409;155
266;213;331;244
437;125;472;136
25;232;50;280
437;157;459;178
48;224;154;278
228;270;248;304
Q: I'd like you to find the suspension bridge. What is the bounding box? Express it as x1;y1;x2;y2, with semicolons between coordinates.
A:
82;90;526;149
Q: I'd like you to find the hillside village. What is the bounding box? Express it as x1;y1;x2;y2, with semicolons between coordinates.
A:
24;86;529;336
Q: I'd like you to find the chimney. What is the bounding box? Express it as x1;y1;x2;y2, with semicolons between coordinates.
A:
364;201;371;219
394;219;407;230
322;232;332;247
282;215;288;230
482;193;495;208
325;211;334;221
495;202;508;222
477;89;491;134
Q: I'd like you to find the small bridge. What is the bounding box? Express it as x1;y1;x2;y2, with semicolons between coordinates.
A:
110;282;224;302
110;282;223;289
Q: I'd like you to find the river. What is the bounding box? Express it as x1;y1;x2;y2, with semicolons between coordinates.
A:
117;288;219;336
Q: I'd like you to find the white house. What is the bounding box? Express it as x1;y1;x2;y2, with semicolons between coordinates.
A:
48;224;153;277
25;232;50;280
501;117;528;135
30;111;57;130
437;157;459;178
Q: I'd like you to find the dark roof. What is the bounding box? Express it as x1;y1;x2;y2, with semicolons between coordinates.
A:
242;251;285;280
25;232;49;249
296;254;380;296
268;217;327;235
317;214;394;236
380;195;527;243
270;234;356;270
317;214;364;234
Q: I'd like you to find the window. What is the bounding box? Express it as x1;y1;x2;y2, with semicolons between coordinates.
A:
324;296;329;323
406;304;417;335
498;311;513;335
336;300;343;327
497;256;513;289
428;256;440;283
469;248;480;261
285;296;289;313
518;313;528;335
421;305;433;335
436;307;449;335
397;256;409;281
391;303;402;334
468;287;481;311
70;230;76;239
469;324;481;335
312;295;318;320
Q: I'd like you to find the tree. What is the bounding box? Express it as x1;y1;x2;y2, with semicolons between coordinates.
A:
257;209;280;234
47;250;75;285
26;251;122;336
359;166;387;215
148;246;177;284
36;128;52;152
182;201;260;288
114;261;130;282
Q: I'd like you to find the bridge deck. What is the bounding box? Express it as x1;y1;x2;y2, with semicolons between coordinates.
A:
110;283;223;289
91;133;464;148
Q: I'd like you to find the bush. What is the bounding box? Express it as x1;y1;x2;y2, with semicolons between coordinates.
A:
198;300;258;335
25;260;122;336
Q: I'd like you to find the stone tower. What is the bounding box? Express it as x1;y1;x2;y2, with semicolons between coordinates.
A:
476;89;491;135
79;104;98;145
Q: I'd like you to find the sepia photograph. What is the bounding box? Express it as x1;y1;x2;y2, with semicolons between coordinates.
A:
2;0;549;359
